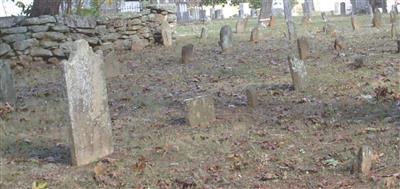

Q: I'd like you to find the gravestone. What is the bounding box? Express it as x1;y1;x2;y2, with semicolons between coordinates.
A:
324;23;336;37
268;16;276;28
236;18;247;33
391;23;398;39
184;96;216;127
63;39;113;166
219;25;233;53
250;27;262;43
0;60;17;106
181;44;194;64
351;16;359;31
161;21;172;47
389;10;398;24
246;87;257;108
397;40;400;53
297;37;310;60
103;52;120;78
200;27;207;40
321;12;328;22
287;55;307;91
334;36;346;53
357;145;373;177
372;8;382;28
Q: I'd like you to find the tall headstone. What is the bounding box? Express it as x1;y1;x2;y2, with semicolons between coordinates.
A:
0;60;17;106
219;25;233;53
397;40;400;53
250;27;262;43
184;96;216;127
246;88;257;108
287;55;307;91
161;21;172;47
181;44;194;64
63;39;113;166
321;12;328;22
391;23;398;39
389;10;398;24
357;145;373;177
268;16;276;28
297;37;310;60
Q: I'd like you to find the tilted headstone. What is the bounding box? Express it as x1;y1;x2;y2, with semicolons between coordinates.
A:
287;55;307;91
357;145;373;177
181;44;194;64
323;23;336;37
63;39;113;166
351;16;359;31
268;16;276;28
246;87;257;108
250;27;262;43
236;18;247;33
219;25;233;53
184;96;216;127
372;8;382;28
200;27;208;40
297;37;310;60
161;21;172;47
0;60;17;106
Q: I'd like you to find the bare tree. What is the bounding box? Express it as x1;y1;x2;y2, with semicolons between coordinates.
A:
283;0;296;40
258;0;273;24
30;0;62;16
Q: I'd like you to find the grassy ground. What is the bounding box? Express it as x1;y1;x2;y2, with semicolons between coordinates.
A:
1;15;399;188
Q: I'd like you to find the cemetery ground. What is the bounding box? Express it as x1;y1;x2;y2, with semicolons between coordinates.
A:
1;15;399;188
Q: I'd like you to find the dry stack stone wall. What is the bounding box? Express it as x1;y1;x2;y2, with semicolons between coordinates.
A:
0;6;176;67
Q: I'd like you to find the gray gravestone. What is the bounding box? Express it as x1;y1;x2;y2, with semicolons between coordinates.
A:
184;96;216;127
287;55;307;91
181;44;194;64
161;21;172;47
103;51;121;79
63;39;113;166
250;27;262;43
246;87;257;108
200;27;208;40
0;60;17;106
219;25;233;53
297;37;310;60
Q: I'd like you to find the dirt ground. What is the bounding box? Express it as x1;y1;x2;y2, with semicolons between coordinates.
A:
1;15;399;188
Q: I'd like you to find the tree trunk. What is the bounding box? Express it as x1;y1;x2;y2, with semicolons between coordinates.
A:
283;0;296;40
259;0;273;24
30;0;62;17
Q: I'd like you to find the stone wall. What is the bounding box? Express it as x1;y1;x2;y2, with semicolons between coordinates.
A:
0;6;176;67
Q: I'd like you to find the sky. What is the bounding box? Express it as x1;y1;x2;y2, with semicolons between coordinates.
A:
0;0;33;17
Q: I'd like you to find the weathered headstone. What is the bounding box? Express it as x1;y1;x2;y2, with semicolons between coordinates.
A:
268;16;276;28
0;60;17;106
391;23;398;39
297;37;310;60
236;18;247;33
219;25;233;53
334;36;346;54
181;44;194;64
321;12;328;22
250;27;262;43
246;88;257;108
184;96;216;127
63;39;113;166
161;21;172;47
389;10;398;24
287;55;307;91
351;16;359;31
372;8;382;28
200;27;207;40
103;51;120;78
397;40;400;53
324;23;336;37
350;56;367;69
356;145;373;177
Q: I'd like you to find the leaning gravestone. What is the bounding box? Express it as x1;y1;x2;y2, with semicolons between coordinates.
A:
297;37;310;60
161;21;172;47
184;96;216;127
356;145;373;177
200;27;208;40
63;39;113;166
287;55;307;91
0;60;17;106
219;25;233;53
181;44;194;64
